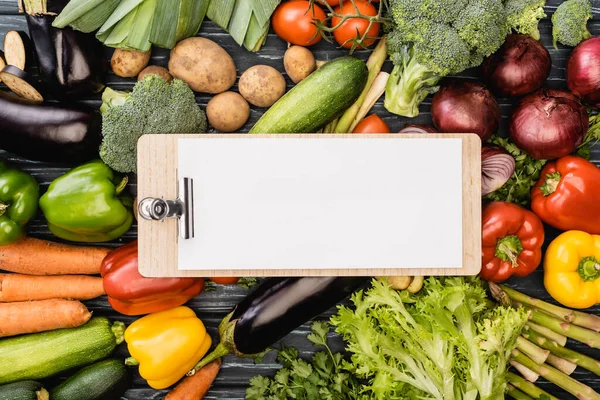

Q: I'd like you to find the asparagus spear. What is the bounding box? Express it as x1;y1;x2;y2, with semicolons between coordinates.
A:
511;350;600;400
507;372;559;400
523;328;600;376
546;353;577;375
510;360;540;382
507;384;535;400
516;336;549;365
526;322;567;347
499;284;600;332
528;307;600;349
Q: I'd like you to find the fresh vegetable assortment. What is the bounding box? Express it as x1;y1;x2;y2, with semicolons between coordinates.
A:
0;0;598;399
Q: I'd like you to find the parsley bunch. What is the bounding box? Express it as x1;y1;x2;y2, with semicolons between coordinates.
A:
246;322;369;400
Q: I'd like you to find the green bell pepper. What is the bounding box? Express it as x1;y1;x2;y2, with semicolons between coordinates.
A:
40;160;133;243
0;162;39;245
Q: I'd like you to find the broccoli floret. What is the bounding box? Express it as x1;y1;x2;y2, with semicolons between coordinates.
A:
99;76;207;173
552;0;592;48
385;0;509;117
504;0;547;40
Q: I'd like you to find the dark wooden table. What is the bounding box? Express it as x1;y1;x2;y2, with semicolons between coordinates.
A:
1;0;599;398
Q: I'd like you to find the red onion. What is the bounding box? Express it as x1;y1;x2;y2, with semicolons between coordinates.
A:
482;34;551;98
431;80;501;140
510;89;588;160
481;146;515;196
398;124;437;134
567;37;600;107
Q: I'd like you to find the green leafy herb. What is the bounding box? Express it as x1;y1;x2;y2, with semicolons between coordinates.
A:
237;277;259;289
574;113;600;160
246;322;369;400
484;136;547;206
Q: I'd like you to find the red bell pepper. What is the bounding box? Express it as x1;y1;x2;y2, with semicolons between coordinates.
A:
531;155;600;234
481;201;545;282
100;241;205;315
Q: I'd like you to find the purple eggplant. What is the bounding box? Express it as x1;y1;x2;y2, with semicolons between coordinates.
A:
191;277;368;372
0;91;101;164
23;1;107;100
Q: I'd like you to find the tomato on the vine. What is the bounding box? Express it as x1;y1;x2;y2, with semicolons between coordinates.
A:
331;0;380;49
272;1;326;46
352;114;390;134
211;277;240;285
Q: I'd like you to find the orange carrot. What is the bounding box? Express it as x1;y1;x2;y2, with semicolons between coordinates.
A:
0;299;91;337
0;274;105;302
165;359;222;400
0;237;110;275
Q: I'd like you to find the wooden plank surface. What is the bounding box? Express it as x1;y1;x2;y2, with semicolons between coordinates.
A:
137;134;481;278
0;0;599;398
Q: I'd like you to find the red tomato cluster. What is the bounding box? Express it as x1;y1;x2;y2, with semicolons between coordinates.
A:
272;0;381;49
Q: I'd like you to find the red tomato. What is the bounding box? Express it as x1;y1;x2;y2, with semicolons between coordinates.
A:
272;1;326;46
352;114;390;134
211;277;240;285
331;0;380;49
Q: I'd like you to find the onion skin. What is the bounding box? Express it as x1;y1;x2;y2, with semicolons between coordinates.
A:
567;37;600;107
509;89;588;160
398;124;436;134
431;80;501;140
481;146;516;196
482;34;551;98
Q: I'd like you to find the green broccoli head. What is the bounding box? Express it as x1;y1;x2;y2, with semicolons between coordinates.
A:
504;0;547;40
385;0;508;117
99;75;207;174
552;0;592;48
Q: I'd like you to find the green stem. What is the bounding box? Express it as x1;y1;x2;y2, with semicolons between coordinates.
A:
37;388;50;400
115;176;128;196
578;256;600;282
21;0;48;15
511;350;600;400
527;306;600;349
523;328;600;376
507;372;559;400
516;336;549;365
189;342;230;375
124;357;139;366
540;172;561;196
506;384;534;400
495;236;523;267
501;285;600;332
526;322;567;347
334;35;387;133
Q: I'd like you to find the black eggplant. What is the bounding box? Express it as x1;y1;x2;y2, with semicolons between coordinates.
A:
23;1;107;100
0;91;102;164
192;277;368;372
0;65;44;102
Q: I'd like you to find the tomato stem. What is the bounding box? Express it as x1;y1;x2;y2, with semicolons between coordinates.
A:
540;172;561;196
0;202;8;217
578;256;600;282
495;235;524;268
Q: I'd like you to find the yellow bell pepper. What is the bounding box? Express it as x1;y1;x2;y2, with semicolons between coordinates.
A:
544;230;600;309
124;306;212;389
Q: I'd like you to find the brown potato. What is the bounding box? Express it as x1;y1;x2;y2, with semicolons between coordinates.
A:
239;65;286;108
138;66;172;83
206;92;250;133
284;46;316;83
111;48;151;78
168;37;236;94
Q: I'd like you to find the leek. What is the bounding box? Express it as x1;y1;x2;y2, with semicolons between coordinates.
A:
69;0;120;32
206;0;235;30
52;0;106;28
123;0;156;51
97;0;144;37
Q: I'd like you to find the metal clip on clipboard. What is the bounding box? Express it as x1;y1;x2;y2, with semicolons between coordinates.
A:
137;177;194;239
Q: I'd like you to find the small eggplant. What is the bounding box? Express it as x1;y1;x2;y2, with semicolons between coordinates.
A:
0;91;102;164
191;276;368;373
22;2;107;100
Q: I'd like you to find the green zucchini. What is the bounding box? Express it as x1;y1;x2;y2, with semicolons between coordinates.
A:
0;317;125;385
52;359;131;400
0;381;48;400
249;56;368;133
